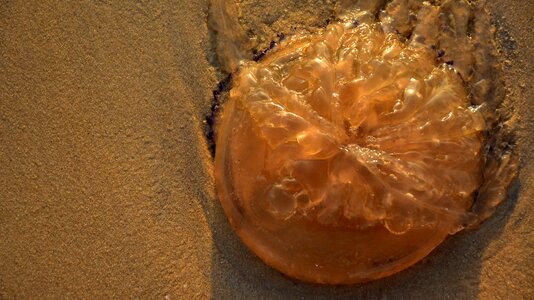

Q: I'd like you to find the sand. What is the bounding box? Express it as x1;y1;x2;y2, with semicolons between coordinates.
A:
0;0;531;299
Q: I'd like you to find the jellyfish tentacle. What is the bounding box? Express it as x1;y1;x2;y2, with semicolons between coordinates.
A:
466;148;518;229
434;0;475;81
334;0;387;22
209;0;251;74
408;2;439;48
470;0;504;109
380;0;423;38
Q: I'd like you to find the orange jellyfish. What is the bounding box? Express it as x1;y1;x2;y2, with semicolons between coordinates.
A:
209;0;517;284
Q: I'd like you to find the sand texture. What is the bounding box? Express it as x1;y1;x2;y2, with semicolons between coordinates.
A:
0;0;532;299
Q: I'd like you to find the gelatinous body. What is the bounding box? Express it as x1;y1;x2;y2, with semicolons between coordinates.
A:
211;0;517;284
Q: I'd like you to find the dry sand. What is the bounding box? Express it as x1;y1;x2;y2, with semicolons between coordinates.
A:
0;0;532;299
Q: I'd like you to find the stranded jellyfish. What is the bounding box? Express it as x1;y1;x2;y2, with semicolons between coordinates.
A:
208;0;517;284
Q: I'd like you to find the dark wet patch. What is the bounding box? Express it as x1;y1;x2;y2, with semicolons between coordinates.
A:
253;40;278;61
205;74;232;158
251;31;289;62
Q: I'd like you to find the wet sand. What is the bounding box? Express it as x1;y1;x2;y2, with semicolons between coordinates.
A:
0;0;532;299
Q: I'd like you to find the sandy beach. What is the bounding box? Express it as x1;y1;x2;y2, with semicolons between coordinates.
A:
0;0;532;298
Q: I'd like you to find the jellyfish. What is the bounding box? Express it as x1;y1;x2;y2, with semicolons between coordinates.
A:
208;0;518;284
